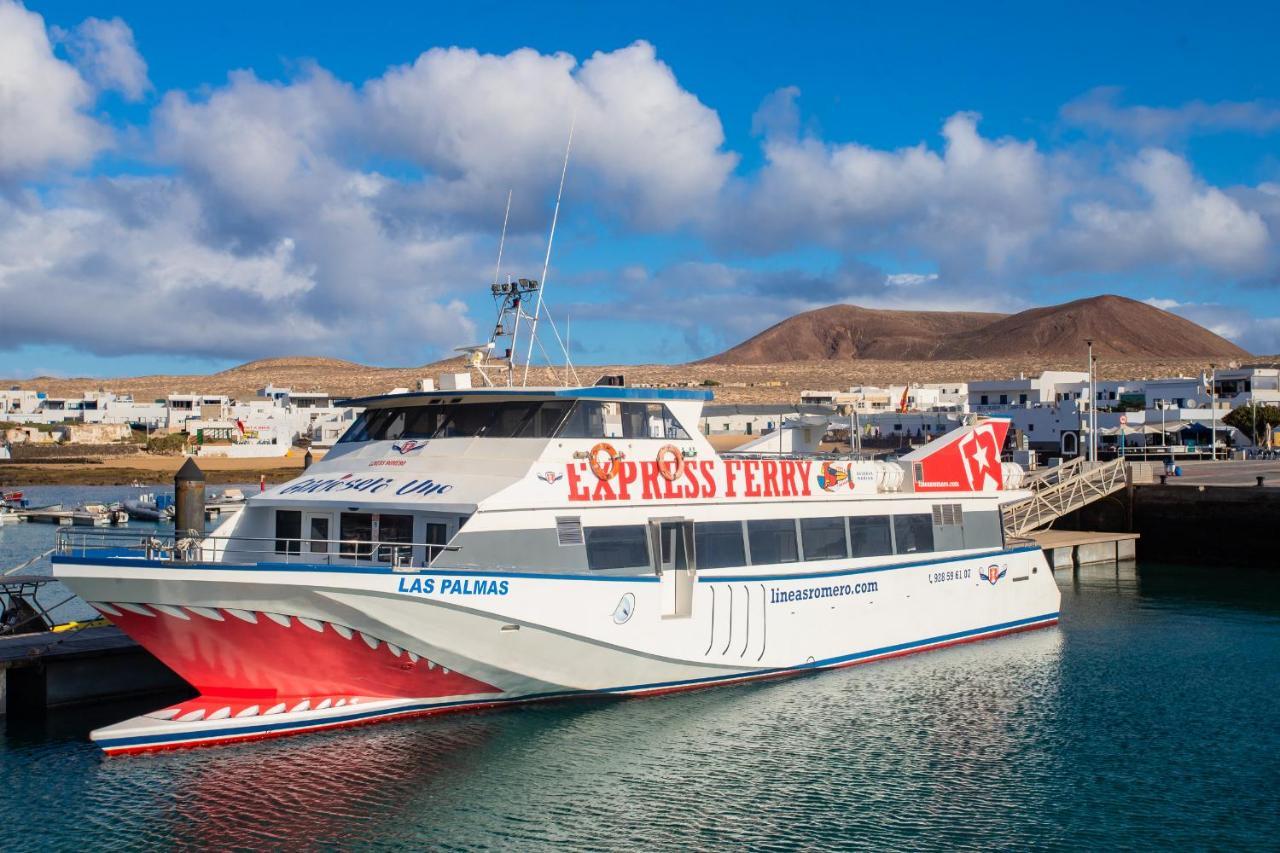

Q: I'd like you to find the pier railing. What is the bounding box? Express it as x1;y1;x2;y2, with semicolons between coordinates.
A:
55;528;459;571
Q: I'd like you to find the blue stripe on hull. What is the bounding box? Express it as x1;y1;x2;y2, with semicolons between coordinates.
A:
54;545;1040;585
96;611;1059;750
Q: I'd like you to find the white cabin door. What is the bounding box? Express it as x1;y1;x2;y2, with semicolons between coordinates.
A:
650;519;696;618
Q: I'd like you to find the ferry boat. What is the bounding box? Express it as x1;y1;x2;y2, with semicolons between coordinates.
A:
52;381;1059;754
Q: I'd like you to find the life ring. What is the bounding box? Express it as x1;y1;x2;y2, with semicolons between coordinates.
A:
589;442;621;480
656;444;684;481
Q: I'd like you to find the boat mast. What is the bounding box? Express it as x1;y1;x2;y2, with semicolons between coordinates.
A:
523;116;575;387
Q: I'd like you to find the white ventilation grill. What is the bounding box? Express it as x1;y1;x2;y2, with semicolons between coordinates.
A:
932;504;963;526
556;516;584;546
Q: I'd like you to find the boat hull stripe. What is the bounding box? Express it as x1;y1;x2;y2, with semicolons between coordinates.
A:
52;546;1039;585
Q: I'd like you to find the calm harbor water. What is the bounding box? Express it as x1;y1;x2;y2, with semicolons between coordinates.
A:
2;488;1277;850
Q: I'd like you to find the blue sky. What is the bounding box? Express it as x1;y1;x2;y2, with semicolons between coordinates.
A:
3;1;1279;377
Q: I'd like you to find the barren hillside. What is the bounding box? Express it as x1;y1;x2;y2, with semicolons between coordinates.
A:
707;294;1249;363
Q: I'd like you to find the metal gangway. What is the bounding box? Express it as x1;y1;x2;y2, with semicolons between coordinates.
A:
1002;457;1129;537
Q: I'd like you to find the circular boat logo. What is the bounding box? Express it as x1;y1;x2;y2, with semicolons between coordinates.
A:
612;593;635;624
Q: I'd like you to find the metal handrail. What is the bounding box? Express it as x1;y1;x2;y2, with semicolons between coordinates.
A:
55;528;459;571
1002;458;1127;537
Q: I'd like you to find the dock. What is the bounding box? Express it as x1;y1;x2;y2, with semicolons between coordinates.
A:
1030;530;1139;570
17;508;110;526
1;625;187;715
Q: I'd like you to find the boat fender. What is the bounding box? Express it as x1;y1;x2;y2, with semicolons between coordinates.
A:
589;442;623;480
656;444;684;481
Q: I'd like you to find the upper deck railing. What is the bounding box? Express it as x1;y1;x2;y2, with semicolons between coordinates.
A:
55;528;458;571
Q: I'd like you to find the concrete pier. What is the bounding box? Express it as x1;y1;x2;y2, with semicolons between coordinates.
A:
1060;478;1280;568
1;626;188;716
1031;530;1140;570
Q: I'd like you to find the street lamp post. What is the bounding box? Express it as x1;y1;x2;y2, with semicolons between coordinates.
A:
1210;363;1217;461
1160;399;1167;456
1085;339;1096;462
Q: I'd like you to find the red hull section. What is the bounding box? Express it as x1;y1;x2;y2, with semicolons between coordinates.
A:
101;604;500;712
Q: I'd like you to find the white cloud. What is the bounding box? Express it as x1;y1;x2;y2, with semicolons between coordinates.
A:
362;41;736;228
0;1;107;180
885;273;938;287
1064;148;1270;274
1158;302;1280;355
54;16;150;102
2;6;1280;368
723;111;1055;277
1062;86;1280;139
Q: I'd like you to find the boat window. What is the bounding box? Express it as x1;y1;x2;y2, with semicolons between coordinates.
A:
801;517;847;561
557;400;624;438
376;514;414;563
747;519;799;565
894;514;935;555
584;525;650;571
555;401;691;440
849;515;893;558
694;521;747;569
337;400;575;443
275;510;301;555
339;512;375;559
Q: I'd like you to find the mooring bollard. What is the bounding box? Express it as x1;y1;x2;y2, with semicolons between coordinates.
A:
173;457;206;542
1258;475;1266;487
1159;474;1168;485
304;449;314;471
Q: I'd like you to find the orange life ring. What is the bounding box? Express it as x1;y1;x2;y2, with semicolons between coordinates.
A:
589;442;621;480
656;444;684;481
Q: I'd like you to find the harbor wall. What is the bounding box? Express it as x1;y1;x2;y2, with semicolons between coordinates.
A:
1057;484;1280;568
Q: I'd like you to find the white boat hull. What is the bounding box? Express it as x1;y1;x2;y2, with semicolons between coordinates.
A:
54;544;1058;754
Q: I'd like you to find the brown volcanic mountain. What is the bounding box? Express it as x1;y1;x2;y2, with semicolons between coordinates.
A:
705;295;1249;363
701;305;1006;363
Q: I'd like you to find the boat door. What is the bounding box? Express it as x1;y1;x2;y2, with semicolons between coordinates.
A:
649;518;696;618
303;512;332;560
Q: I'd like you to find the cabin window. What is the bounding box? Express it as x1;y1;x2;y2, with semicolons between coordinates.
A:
694;521;747;569
337;400;574;443
275;510;301;555
555;401;690;440
376;514;414;563
584;525;650;571
800;517;847;561
747;519;799;565
849;515;893;557
894;514;935;554
339;513;375;559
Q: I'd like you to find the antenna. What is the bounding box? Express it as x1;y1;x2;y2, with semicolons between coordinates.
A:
493;190;513;386
523;114;575;386
492;189;511;294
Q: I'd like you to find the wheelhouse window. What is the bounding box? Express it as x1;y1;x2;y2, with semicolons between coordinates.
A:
849;515;893;558
747;519;799;565
694;521;747;569
584;525;650;571
275;510;301;555
554;401;690;440
800;517;847;561
894;514;935;554
338;400;574;443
